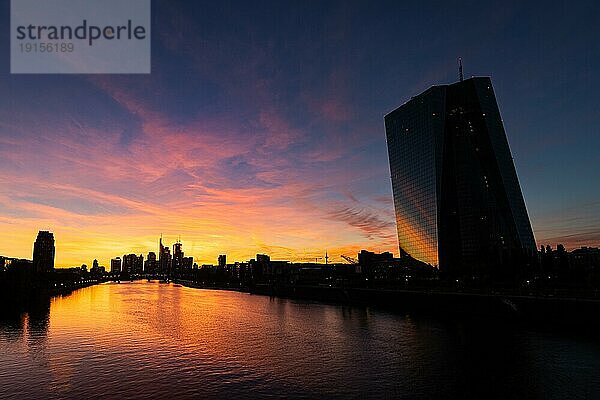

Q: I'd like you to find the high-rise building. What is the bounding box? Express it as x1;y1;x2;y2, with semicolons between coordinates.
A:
122;254;143;275
32;231;55;273
122;254;134;275
183;256;193;273
111;257;121;274
135;254;144;274
159;236;171;276
385;77;536;281
172;240;184;276
218;254;226;268
145;252;157;274
90;259;103;277
251;254;271;280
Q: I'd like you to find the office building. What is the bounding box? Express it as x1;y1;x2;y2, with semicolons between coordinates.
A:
111;257;121;274
385;76;536;280
32;231;55;273
145;252;157;274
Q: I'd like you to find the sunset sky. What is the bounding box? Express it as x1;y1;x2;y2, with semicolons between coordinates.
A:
1;1;599;268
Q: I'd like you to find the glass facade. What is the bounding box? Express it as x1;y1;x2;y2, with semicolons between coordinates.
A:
472;81;537;254
385;77;536;278
385;87;446;267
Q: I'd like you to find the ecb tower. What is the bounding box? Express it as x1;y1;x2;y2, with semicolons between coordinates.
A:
385;76;536;281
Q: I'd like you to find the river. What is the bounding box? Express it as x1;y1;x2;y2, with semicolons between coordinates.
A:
1;281;599;399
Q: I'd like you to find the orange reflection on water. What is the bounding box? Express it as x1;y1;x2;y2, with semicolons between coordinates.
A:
2;281;600;399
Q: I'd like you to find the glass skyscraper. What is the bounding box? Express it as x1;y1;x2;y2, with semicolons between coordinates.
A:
385;77;536;280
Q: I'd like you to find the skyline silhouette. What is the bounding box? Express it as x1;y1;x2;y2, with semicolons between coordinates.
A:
1;1;598;268
2;2;600;399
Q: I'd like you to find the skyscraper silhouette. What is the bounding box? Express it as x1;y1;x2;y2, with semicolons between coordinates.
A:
111;257;122;274
385;77;536;281
32;231;55;273
172;240;184;276
159;236;172;277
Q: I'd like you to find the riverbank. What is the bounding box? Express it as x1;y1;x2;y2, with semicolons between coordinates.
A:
175;280;600;328
0;279;102;316
175;279;244;292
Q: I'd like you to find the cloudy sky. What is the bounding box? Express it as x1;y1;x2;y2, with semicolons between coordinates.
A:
0;0;598;267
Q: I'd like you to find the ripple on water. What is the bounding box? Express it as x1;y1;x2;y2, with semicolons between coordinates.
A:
0;281;599;399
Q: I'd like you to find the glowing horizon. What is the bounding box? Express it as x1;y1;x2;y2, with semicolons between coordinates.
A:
1;2;598;268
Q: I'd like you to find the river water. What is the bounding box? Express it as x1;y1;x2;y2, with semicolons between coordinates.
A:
0;281;599;399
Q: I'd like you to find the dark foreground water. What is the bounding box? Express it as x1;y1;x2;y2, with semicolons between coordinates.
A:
1;281;599;399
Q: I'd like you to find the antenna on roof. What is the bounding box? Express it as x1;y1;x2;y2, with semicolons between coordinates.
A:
458;57;464;82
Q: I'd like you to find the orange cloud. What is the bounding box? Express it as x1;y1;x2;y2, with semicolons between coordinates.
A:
0;78;398;268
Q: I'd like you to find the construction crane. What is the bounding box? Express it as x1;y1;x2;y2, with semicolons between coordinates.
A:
341;255;358;265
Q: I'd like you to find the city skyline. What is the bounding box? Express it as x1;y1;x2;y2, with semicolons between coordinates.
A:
3;230;339;270
2;2;600;399
1;1;599;268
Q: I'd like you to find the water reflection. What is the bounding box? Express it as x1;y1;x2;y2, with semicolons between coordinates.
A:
0;281;599;399
0;313;25;343
0;294;50;342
